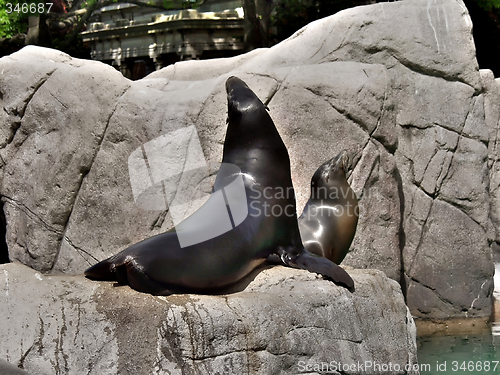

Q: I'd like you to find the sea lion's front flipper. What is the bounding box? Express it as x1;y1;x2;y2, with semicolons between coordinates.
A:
266;254;282;265
123;261;173;296
85;258;116;281
85;254;173;295
279;249;354;291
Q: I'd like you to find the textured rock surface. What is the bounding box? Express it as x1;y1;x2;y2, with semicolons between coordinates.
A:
0;0;494;322
484;71;500;241
0;359;30;375
0;262;418;375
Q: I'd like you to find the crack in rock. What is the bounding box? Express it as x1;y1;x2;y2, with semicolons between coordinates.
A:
1;195;62;235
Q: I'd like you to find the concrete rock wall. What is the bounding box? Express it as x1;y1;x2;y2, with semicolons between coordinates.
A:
0;0;494;324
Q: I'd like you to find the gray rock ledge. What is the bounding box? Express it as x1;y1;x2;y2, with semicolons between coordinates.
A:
0;262;418;375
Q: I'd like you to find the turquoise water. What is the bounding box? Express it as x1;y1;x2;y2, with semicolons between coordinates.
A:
417;333;500;374
416;263;500;375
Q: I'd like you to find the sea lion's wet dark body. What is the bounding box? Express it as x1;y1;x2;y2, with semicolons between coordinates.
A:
298;151;359;265
85;77;354;294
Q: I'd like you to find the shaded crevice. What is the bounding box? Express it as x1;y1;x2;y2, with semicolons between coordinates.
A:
0;199;9;264
394;167;407;303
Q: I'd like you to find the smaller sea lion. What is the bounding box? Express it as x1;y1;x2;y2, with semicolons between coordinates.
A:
298;151;359;265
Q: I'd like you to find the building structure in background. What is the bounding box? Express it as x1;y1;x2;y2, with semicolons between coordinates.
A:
80;0;244;79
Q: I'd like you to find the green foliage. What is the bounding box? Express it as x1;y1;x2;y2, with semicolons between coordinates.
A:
474;0;500;10
81;0;99;8
0;0;204;39
0;0;28;38
0;0;54;38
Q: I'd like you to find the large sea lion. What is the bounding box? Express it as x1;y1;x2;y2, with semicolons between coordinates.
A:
85;77;354;294
298;151;359;265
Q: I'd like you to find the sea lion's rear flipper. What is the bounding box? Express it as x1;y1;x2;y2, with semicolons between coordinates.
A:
280;249;354;291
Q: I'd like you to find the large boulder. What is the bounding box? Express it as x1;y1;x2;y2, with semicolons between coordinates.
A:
0;0;494;322
0;262;418;375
